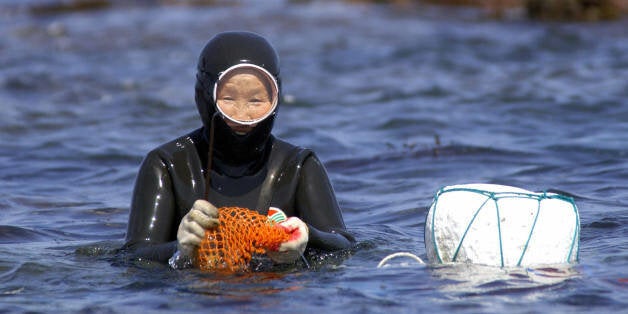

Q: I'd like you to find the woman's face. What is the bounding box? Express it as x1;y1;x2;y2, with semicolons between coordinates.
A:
215;68;274;134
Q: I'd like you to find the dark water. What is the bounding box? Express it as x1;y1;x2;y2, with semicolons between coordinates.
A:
1;1;627;312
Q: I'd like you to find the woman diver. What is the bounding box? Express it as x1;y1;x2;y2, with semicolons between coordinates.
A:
123;31;354;268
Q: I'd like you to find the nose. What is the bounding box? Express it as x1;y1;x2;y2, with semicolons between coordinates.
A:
229;102;251;121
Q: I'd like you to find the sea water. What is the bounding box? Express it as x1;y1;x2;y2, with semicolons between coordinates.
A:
0;1;627;313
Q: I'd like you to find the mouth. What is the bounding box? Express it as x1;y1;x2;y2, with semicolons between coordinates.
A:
225;120;255;134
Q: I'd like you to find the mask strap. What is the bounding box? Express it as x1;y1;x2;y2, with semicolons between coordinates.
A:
204;112;220;200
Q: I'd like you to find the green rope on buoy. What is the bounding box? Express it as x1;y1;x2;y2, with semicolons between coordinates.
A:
451;195;492;262
430;187;579;266
516;197;542;266
494;195;505;267
431;187;444;263
568;199;580;262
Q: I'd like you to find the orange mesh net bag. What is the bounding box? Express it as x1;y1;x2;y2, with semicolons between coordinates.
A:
196;207;290;272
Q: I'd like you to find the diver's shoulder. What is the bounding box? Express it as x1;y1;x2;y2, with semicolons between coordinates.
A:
271;136;310;153
270;136;315;162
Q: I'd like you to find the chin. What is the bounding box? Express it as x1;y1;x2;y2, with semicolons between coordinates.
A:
231;126;253;135
226;122;256;135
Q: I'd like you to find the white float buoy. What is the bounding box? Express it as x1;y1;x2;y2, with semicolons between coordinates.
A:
425;184;580;267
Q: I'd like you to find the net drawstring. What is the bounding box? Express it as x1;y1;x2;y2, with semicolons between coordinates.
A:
204;112;219;200
199;113;309;271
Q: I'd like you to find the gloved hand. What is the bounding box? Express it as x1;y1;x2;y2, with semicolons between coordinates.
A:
267;216;309;264
170;200;219;268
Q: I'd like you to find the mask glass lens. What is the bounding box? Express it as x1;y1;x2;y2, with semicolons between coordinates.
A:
213;64;278;125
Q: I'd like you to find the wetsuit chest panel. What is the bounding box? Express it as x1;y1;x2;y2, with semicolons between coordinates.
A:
205;138;310;215
207;167;267;210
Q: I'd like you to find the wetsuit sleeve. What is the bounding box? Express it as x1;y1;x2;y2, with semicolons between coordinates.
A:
123;150;178;262
296;155;354;250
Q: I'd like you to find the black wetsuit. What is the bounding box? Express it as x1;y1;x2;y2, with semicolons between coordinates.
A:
123;31;353;263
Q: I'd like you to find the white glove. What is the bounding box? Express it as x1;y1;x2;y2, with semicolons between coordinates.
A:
267;217;309;264
171;200;219;267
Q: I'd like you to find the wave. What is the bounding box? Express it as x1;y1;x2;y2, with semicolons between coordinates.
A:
0;225;50;243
